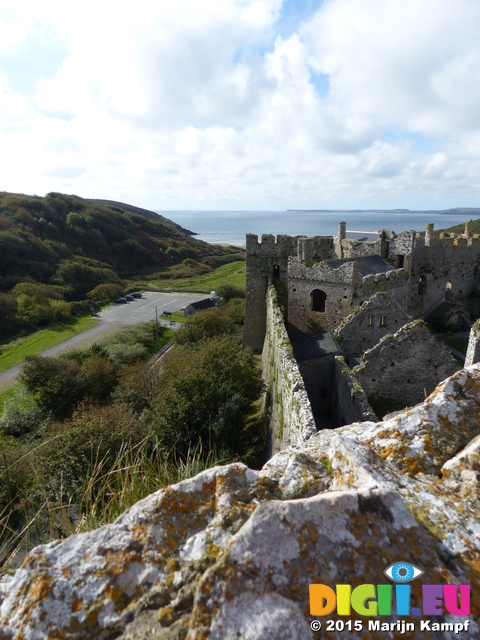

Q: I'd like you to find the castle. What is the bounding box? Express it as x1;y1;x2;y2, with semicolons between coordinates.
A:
243;221;480;452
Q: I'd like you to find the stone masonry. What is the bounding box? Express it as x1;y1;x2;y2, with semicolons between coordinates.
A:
335;292;412;359
353;319;460;412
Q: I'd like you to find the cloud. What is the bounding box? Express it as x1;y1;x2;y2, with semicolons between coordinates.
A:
0;0;480;209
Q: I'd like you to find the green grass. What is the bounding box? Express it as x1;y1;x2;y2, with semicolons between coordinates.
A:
441;335;468;354
0;317;99;373
0;438;226;571
149;260;246;292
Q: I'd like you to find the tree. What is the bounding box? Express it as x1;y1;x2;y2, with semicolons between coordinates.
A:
20;356;85;419
150;337;262;456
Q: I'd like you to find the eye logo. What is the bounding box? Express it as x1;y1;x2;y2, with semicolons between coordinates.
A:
384;562;424;583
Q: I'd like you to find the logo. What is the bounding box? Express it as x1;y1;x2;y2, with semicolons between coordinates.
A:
309;562;471;633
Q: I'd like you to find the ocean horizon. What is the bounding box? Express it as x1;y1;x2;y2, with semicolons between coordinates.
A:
157;209;476;246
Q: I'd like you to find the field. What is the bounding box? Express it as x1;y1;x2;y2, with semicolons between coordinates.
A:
147;260;246;292
0;317;99;372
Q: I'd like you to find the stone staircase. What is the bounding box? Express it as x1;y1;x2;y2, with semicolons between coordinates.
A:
425;300;457;324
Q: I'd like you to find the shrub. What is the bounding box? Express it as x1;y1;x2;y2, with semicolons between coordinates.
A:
149;337;262;456
20;356;85;420
216;284;245;301
87;282;125;305
70;300;92;317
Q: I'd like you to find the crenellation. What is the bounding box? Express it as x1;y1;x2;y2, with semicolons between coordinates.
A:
245;219;480;352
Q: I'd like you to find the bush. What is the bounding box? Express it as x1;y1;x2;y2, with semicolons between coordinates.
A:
216;284;245;301
20;356;85;420
36;402;148;495
87;282;125;305
149;337;262;456
173;301;244;345
70;300;92;317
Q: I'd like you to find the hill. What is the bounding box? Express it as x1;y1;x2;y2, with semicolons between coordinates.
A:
0;191;242;295
444;216;480;235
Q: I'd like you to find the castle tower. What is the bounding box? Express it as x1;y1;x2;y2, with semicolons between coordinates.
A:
338;221;346;241
243;233;297;352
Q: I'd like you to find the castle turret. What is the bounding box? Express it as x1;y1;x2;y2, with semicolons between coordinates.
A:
338;221;346;241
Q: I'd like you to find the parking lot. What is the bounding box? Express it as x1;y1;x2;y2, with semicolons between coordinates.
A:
99;291;211;325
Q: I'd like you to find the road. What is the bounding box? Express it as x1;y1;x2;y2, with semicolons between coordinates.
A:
0;291;210;393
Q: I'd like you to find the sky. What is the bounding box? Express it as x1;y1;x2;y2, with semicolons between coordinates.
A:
1;0;480;211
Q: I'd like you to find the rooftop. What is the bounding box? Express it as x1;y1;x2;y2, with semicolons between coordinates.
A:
291;332;342;362
326;254;392;276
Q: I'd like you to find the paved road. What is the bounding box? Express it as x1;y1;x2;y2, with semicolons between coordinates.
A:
0;291;210;393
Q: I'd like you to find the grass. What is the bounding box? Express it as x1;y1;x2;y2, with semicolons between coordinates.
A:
148;260;246;292
0;387;17;416
0;317;99;373
159;310;186;325
441;335;468;354
0;438;226;571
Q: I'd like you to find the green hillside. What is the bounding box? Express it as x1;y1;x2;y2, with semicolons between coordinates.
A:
0;191;243;338
443;217;480;235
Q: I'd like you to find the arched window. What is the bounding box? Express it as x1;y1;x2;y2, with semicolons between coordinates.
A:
311;289;327;312
273;264;280;278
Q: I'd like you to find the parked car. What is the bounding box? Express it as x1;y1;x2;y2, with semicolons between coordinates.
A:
114;297;127;304
124;294;134;301
131;292;142;298
163;310;172;316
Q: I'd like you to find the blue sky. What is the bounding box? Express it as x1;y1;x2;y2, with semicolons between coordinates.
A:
0;0;479;210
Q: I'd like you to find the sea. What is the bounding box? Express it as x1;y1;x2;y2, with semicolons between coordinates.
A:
157;210;473;246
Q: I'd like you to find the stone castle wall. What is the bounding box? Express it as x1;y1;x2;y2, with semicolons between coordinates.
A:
408;229;480;318
353;319;460;409
261;283;316;456
335;292;412;359
332;356;378;425
287;258;356;333
244;233;335;351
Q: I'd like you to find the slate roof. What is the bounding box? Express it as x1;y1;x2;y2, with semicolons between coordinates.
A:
185;298;216;312
326;255;392;276
291;332;343;362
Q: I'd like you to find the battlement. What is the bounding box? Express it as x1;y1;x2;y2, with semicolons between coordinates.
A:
246;233;299;256
244;219;480;352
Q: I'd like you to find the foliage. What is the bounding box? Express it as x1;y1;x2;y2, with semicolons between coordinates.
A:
0;191;243;293
0;437;225;571
173;300;245;345
0;191;243;338
87;282;125;305
367;393;408;419
216;284;245;301
20;356;86;420
148;337;263;456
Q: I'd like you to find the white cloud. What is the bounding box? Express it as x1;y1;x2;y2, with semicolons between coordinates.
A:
0;0;480;208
